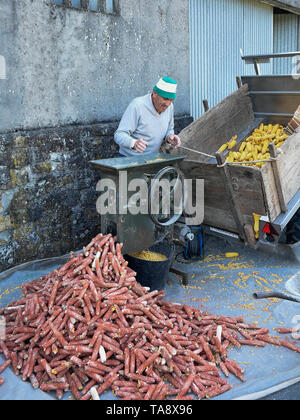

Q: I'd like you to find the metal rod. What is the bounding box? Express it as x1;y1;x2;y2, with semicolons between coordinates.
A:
254;60;261;76
178;145;215;159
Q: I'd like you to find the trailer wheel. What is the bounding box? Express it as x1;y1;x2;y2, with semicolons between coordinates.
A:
284;209;300;244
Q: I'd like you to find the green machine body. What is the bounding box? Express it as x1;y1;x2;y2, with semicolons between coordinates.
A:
90;153;186;255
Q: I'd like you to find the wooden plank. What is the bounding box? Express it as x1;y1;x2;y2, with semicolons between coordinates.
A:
178;85;254;162
204;207;237;232
269;143;287;213
228;165;267;216
180;158;269;241
203;100;209;113
215;152;246;241
259;131;300;222
261;162;281;222
179;160;238;232
276;131;300;207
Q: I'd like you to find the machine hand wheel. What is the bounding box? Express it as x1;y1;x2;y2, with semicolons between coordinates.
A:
148;166;185;227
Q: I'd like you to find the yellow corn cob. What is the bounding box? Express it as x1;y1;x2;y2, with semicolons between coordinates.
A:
274;137;281;145
226;156;234;163
239;142;247;152
240;151;247;161
218;143;228;152
261;140;269;155
246;142;253;152
228;140;236;150
253;213;261;239
277;134;288;142
225;252;239;258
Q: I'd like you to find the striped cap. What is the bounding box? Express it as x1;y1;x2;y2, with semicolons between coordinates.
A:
153;77;177;99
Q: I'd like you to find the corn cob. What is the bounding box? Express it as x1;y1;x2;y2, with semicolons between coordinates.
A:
220;124;290;168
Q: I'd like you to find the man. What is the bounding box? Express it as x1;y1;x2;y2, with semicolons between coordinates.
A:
114;77;181;156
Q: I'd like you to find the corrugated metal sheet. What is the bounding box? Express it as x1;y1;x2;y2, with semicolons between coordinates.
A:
273;13;299;74
190;0;273;120
299;15;300;47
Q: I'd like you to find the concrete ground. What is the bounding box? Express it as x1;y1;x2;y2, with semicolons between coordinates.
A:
0;233;300;400
167;234;300;400
259;382;300;400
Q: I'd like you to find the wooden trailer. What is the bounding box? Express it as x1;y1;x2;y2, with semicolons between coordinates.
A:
174;77;300;247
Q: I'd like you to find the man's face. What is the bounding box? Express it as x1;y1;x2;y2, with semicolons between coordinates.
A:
152;91;173;114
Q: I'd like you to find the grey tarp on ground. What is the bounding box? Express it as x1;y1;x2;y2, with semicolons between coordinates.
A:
0;236;300;400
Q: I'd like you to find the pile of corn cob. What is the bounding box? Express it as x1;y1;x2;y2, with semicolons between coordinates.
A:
1;233;300;401
218;124;290;168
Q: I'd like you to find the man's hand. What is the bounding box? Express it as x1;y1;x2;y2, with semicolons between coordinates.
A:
132;138;148;153
166;134;181;149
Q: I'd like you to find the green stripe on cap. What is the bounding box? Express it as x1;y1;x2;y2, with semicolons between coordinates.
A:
153;86;177;99
162;77;177;85
154;77;177;99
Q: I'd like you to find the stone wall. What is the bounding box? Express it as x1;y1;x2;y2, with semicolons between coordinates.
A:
0;0;192;271
0;115;192;272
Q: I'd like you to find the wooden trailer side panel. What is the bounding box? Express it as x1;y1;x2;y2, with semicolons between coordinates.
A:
177;85;269;240
259;131;300;223
261;161;282;222
175;82;300;241
228;166;267;214
276;131;300;208
178;85;254;163
180;161;238;232
228;165;268;225
180;160;268;237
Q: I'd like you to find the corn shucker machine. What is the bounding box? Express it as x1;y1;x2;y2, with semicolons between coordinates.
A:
90;153;195;286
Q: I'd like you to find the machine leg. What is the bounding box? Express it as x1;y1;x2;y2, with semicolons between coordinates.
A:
170;266;189;286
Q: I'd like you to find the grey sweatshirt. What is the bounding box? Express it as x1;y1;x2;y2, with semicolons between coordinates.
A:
114;93;175;156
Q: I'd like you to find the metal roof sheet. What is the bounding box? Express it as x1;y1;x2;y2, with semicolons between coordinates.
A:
258;0;300;14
